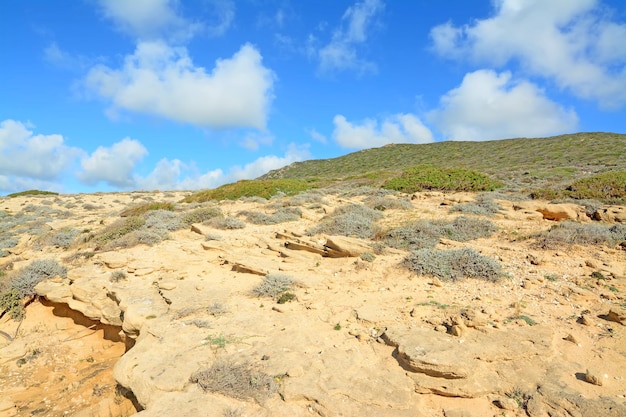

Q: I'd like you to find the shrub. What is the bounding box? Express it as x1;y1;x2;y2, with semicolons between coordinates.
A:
190;359;276;402
182;179;313;203
0;288;24;320
36;227;80;249
534;222;626;248
450;194;502;217
0;236;18;257
110;270;127;282
10;259;67;298
120;202;176;217
403;248;503;282
566;171;626;204
307;204;383;238
7;190;59;198
94;216;145;246
363;196;413;211
383;165;503;193
253;273;293;299
181;207;223;226
207;217;246;230
380;216;497;250
240;207;302;225
144;209;183;231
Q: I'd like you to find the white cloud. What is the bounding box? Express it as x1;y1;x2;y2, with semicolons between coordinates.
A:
239;131;274;151
204;0;235;37
44;42;90;71
317;0;384;73
84;41;275;129
78;138;148;188
308;128;327;144
430;0;626;108
97;0;200;41
134;144;310;191
333;113;433;149
0;119;82;181
428;70;579;141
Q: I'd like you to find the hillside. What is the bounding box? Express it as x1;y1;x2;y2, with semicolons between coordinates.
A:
260;132;626;190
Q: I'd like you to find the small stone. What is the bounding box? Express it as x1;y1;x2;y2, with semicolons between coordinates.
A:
585;370;603;386
563;334;578;344
585;259;599;268
494;397;518;410
449;324;464;337
522;280;533;290
579;314;593;326
431;277;443;287
195;285;204;291
606;308;626;325
434;325;447;333
527;254;541;265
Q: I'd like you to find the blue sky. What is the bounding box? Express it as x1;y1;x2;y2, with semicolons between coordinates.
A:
1;0;625;194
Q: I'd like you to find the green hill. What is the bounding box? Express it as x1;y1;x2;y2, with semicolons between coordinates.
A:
259;132;626;191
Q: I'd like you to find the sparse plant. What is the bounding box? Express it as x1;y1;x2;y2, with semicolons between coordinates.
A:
591;271;606;280
363;195;412;211
182;179;313;202
277;292;296;304
240;207;302;225
450;194;502;216
208;302;228;316
253;273;293;299
10;259;67;298
7;190;58;198
110;270;127;282
190;359;276;402
360;252;376;262
94;216;145;247
120;202;176;217
383;165;503;193
144;209;182;231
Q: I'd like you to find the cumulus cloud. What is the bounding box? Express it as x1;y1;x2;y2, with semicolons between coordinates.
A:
430;0;626;108
84;42;275;129
333;113;433;149
97;0;200;41
428;70;579;141
77;138;148;188
317;0;384;73
308;128;328;144
0;119;82;182
134;144;310;191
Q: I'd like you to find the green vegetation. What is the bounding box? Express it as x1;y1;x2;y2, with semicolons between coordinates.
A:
7;190;59;198
0;259;68;320
307;204;383;238
403;248;503;282
531;171;626;204
379;216;498;250
120;202;176;217
534;222;626;248
182;179;314;203
180;207;223;225
259;133;626;191
383;165;503;193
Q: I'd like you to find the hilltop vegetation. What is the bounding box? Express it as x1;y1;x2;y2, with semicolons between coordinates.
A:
259;132;626;192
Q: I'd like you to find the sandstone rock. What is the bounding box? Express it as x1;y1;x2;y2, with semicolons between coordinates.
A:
324;235;371;258
593;206;626;223
579;314;594;326
584;369;603;386
605;308;626;325
284;239;326;256
494;397;518;410
513;202;588;222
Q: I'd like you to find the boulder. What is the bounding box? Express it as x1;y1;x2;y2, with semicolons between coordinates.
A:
513;202;588;222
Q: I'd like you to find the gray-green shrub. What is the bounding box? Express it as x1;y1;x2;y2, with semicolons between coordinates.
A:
308;204;383;238
403;248;502;282
253;273;293;298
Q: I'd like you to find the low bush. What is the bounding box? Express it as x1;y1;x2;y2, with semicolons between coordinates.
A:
450;194;502;217
10;259;67;298
36;227;80;249
383;165;503;193
182;179;314;203
534;222;626;248
181;207;222;226
120;202;176;217
403;248;502;282
207;217;246;230
94;216;146;247
380;216;498;250
529;172;626;205
7;190;59;198
190;359;276;402
144;209;183;231
0;236;18;257
307;204;383;238
363;196;413;211
240;207;302;225
253;273;293;299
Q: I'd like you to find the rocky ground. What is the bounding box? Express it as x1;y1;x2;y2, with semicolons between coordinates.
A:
0;189;625;417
